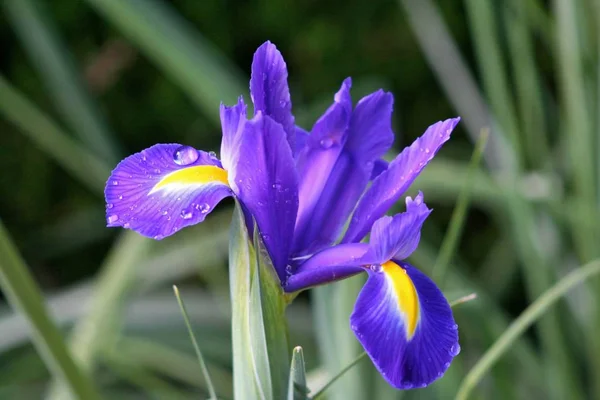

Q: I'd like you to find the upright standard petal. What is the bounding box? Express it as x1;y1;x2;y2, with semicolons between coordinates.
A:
293;81;394;255
350;261;459;389
220;96;247;171
250;41;296;152
105;144;231;239
362;192;431;263
231;112;299;282
344;118;460;243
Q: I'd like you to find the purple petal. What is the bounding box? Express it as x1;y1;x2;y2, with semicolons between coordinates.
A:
220;96;247;171
370;158;389;180
105;144;231;239
344;118;460;243
250;41;296;153
362;192;431;264
351;261;459;389
293;81;394;255
295;125;309;155
232;112;299;283
284;243;368;292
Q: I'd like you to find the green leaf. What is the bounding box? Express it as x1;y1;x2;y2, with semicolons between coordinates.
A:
0;220;101;400
287;346;308;400
229;203;290;399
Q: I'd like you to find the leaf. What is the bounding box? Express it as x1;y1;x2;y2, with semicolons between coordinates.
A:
229;202;290;399
287;346;308;400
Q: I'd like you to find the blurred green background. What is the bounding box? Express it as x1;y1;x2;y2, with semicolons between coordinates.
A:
1;0;600;399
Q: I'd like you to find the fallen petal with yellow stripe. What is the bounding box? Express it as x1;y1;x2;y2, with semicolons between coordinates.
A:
285;192;459;389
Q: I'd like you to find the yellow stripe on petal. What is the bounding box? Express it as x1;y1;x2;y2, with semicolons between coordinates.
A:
382;260;420;339
149;165;229;194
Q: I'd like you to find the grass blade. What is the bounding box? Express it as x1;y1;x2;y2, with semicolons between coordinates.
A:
0;75;110;194
47;231;151;399
311;352;368;400
4;0;120;164
172;285;217;400
456;258;600;400
288;346;308;400
84;0;246;123
0;220;101;400
433;129;488;285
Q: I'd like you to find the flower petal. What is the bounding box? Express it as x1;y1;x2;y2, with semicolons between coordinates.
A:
105;144;231;239
284;243;368;292
293;79;352;253
344;118;460;243
293;82;394;255
370;158;389;180
295;125;309;155
362;192;431;264
350;261;459;389
250;41;296;152
220;96;247;171
232;112;299;283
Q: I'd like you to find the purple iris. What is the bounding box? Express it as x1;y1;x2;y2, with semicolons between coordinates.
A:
104;41;461;390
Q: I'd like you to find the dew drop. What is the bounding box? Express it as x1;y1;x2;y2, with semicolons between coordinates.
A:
453;324;458;330
444;362;451;369
173;145;199;166
369;264;383;273
195;203;210;214
425;147;430;154
123;222;131;228
153;234;164;240
449;343;461;356
107;214;119;223
106;203;113;209
320;138;334;149
180;209;193;219
111;180;119;186
272;183;282;190
118;195;123;200
161;210;168;216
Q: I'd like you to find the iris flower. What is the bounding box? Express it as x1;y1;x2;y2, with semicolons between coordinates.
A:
104;41;460;389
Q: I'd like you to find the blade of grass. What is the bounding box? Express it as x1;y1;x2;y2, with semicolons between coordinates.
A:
504;0;550;168
0;220;101;400
47;231;151;399
287;346;308;400
553;0;598;262
456;258;600;400
84;0;246;123
433;129;488;285
311;352;368;400
449;293;477;308
172;285;217;400
398;0;514;172
463;0;522;167
0;75;110;194
4;0;120;164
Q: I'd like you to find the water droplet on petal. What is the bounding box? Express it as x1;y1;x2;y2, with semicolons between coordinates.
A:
272;183;282;190
444;362;451;369
180;209;193;219
111;180;119;186
106;203;113;209
208;151;217;158
320;138;334;149
123;222;131;228
161;210;168;216
118;195;123;200
195;203;210;214
107;214;118;223
453;324;458;330
153;234;164;240
369;264;383;273
449;343;461;356
425;147;430;153
173;145;199;166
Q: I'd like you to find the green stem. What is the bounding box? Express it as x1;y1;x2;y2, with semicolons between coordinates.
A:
173;286;217;400
311;352;368;400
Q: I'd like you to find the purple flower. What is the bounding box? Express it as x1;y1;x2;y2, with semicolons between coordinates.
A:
104;40;461;390
285;193;459;389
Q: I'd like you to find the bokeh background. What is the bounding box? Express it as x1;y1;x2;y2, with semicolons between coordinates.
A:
1;0;599;399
